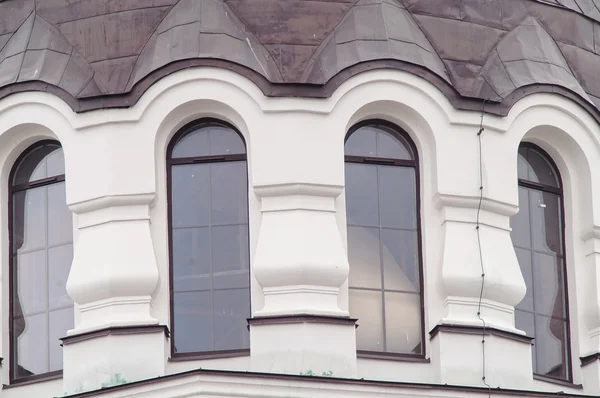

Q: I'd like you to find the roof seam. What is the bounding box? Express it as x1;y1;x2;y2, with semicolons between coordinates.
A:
497;54;519;93
57;47;74;87
300;0;361;82
15;12;36;83
380;0;392;58
124;0;181;90
532;16;584;85
502;58;578;74
89;54;139;65
401;5;451;81
52;5;174;27
412;12;508;33
0;8;35;58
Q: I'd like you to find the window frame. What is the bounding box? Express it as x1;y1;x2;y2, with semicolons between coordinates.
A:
344;119;426;361
8;139;67;384
516;142;573;383
166;118;251;360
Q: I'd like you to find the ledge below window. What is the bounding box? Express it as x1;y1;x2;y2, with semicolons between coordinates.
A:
357;351;430;363
169;349;250;362
533;374;582;389
2;370;62;389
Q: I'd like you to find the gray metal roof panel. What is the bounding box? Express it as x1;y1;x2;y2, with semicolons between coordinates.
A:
0;0;599;118
128;0;281;88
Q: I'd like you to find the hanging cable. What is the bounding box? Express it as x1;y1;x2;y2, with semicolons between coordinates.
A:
475;99;492;396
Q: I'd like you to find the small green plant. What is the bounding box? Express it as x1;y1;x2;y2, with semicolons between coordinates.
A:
101;373;128;388
299;369;333;377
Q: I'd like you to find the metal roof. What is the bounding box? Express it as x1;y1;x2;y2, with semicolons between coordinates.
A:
1;0;600;115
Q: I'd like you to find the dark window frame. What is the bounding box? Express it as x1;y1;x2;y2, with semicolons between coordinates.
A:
344;119;426;361
166;118;251;360
8;140;67;384
516;142;572;383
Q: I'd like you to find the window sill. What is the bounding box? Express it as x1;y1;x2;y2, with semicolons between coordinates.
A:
533;374;582;389
2;371;62;389
357;351;430;363
170;349;250;362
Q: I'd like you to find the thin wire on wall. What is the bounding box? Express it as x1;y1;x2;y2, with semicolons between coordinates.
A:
475;99;492;396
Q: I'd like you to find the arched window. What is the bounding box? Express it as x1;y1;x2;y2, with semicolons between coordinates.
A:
511;143;571;381
9;141;73;382
344;120;424;358
167;119;250;357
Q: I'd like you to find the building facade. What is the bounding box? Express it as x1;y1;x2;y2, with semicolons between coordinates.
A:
1;0;600;397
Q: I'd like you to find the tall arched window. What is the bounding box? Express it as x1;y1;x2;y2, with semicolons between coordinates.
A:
167;119;250;358
344;120;424;358
9;141;73;382
511;143;571;381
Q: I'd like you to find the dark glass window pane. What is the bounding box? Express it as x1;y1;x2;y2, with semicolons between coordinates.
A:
171;164;210;228
172;124;245;158
530;191;562;254
347;226;381;289
48;244;74;310
173;291;213;353
382;229;419;292
345;127;377;157
211;225;250;290
378;166;416;229
211;162;248;225
208;125;245;156
385;292;422;354
512;144;569;381
172;227;211;292
511;187;531;248
514;248;534;312
533;253;565;319
16;250;47;315
48;182;72;246
521;147;560;188
213;289;250;350
13;188;47;253
10;142;73;380
345;123;422;356
169;122;250;355
345;125;413;160
350;289;383;352
345;163;379;226
172;128;210;158
13;144;63;185
377;129;413;160
16;313;48;376
517;150;529;181
535;315;568;379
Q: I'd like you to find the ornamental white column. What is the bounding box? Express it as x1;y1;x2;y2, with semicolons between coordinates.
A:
431;193;533;389
581;227;600;393
253;183;349;316
436;193;526;331
66;194;159;332
62;193;167;394
250;182;357;378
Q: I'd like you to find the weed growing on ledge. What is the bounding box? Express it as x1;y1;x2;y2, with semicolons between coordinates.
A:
299;370;334;377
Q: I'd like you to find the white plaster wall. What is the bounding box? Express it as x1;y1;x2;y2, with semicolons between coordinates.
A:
0;68;598;396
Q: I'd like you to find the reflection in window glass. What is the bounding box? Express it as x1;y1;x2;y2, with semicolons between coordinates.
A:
511;144;570;381
169;120;250;355
345;122;423;356
10;142;73;381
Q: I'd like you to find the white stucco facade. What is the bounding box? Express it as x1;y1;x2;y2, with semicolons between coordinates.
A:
0;67;599;397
